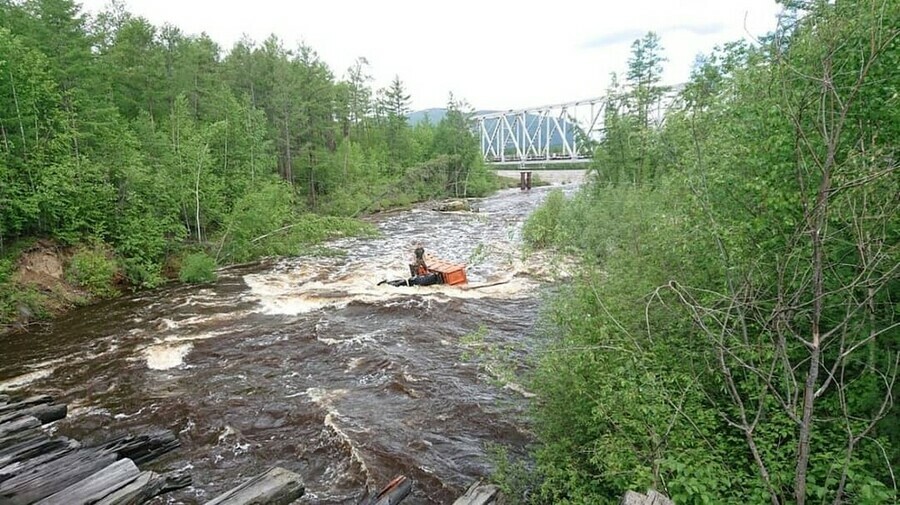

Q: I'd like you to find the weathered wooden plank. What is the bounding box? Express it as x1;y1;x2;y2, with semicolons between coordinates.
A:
0;429;45;452
0;435;74;468
0;416;40;438
364;475;412;505
204;466;305;505
620;490;648;505
452;480;500;505
619;490;674;505
0;396;52;416
0;403;67;426
93;471;163;505
0;440;79;483
0;449;118;505
95;470;191;505
35;458;141;505
645;490;674;505
97;431;180;465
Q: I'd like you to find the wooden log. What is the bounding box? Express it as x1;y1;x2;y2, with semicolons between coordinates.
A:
0;403;67;426
35;458;141;505
0;416;40;438
619;490;674;505
0;440;80;483
97;431;180;465
645;490;674;505
0;449;118;505
452;481;500;505
204;466;304;505
0;395;52;416
620;491;647;505
0;435;75;468
158;470;192;493
0;429;45;452
95;470;191;505
363;475;412;505
93;471;163;505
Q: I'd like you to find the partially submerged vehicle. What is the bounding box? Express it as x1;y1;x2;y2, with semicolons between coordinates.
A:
379;256;468;288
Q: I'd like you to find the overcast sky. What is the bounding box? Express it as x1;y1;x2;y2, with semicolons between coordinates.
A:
78;0;783;111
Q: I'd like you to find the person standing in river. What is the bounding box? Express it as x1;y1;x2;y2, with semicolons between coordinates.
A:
380;246;441;287
410;246;429;277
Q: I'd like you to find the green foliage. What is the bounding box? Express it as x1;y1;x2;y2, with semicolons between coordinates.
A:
591;32;671;187
522;3;900;504
431;94;494;197
178;252;217;284
217;180;295;262
0;0;499;300
66;244;120;298
522;189;567;249
0;285;50;326
487;443;536;504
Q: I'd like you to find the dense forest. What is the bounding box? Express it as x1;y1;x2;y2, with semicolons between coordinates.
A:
0;0;495;324
3;0;898;503
518;0;898;504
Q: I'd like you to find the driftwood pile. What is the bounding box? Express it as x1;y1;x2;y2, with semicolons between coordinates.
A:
0;392;527;505
0;393;313;505
0;393;188;505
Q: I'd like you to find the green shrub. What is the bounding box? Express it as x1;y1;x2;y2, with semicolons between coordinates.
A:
487;443;535;504
0;285;50;325
522;189;567;249
0;258;13;285
123;258;165;289
462;162;499;197
178;252;217;283
66;244;120;298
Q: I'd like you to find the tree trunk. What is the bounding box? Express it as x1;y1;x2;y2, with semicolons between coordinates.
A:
194;147;205;244
283;113;293;185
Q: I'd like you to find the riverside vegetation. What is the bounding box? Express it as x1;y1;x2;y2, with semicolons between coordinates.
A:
0;0;497;326
516;1;899;504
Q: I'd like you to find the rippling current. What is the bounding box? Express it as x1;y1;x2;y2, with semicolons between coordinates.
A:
0;184;575;504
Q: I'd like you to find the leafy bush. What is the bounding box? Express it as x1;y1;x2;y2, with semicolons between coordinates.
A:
0;257;13;285
178;252;217;283
487;443;535;503
462;162;499;197
522;189;567;249
66;244;120;298
123;258;165;289
0;285;50;325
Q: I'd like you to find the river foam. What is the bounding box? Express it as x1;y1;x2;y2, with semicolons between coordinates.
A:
144;342;192;370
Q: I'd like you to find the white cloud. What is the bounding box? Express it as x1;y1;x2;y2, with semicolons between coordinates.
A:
76;0;782;110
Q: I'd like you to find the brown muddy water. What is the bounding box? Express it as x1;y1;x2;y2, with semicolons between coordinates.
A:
0;184;576;504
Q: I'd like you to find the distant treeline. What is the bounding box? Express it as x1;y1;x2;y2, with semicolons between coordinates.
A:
0;0;497;321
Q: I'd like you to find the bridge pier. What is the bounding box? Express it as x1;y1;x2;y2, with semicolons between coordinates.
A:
519;171;532;191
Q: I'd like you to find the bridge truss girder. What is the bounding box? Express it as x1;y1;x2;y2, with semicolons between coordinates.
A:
474;97;605;165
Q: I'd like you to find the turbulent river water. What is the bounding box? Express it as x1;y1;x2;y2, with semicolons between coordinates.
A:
0;183;575;504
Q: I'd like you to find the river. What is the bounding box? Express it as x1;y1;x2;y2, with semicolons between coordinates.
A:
0;183;575;504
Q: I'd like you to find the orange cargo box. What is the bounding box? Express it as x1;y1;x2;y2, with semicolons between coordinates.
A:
426;257;468;286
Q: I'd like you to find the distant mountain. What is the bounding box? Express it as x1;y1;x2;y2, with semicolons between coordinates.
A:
407;108;446;125
407;108;497;126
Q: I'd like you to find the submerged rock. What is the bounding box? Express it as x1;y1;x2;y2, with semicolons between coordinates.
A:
434;199;471;212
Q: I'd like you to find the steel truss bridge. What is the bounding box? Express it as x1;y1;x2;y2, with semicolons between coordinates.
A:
473;87;683;166
473;98;604;166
